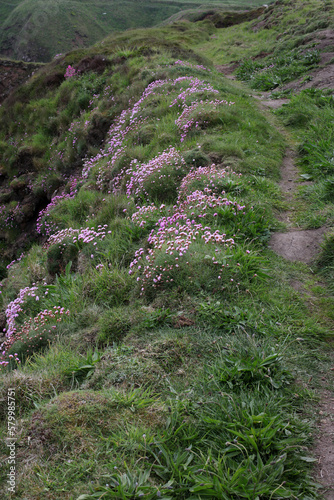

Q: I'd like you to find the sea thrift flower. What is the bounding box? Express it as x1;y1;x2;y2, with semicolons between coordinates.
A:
123;147;186;200
36;178;79;236
129;190;242;293
44;225;108;258
0;306;69;369
81;74;224;187
178;164;241;200
175;99;234;142
64;65;76;79
3;286;40;339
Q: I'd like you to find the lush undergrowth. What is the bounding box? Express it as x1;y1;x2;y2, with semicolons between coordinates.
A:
235;49;320;91
0;0;333;498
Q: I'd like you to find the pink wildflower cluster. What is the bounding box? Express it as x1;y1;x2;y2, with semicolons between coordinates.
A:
81;75;222;186
122;148;186;199
174;60;211;72
46;224;108;248
175;98;234;142
36;178;79;236
169;77;219;107
6;253;25;270
82;109;147;185
82;79;175;182
0;306;69;369
3;286;40;339
259;64;275;72
129;190;244;293
178;164;241;199
131;203;165;228
0;202;24;230
64;65;76;79
65;119;82;148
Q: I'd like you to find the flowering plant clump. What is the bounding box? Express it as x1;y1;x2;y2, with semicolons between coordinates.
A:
120;148;187;202
3;286;40;339
36;178;79;236
81;74;223;187
131;204;163;228
81;78;171;183
174;60;211;72
175;98;235;142
178;164;242;200
64;65;76;79
82;109;147;186
6;253;25;270
46;224;109;249
0;306;69;369
0;202;24;231
169;77;219;108
129;189;247;294
45;225;110;275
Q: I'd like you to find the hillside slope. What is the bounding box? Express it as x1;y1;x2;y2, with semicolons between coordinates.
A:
0;1;333;499
0;0;269;62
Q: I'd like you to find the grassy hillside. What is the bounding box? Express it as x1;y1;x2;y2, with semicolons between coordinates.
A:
0;0;333;498
0;0;270;62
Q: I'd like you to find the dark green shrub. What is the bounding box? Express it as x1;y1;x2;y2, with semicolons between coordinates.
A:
98;307;132;344
47;239;79;275
183;148;211;168
84;266;133;306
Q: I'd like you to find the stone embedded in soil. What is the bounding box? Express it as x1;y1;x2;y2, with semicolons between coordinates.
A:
269;227;327;263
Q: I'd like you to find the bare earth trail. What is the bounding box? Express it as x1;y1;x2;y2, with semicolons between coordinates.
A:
267;146;327;264
216;63;334;497
257;96;334;499
250;91;329;264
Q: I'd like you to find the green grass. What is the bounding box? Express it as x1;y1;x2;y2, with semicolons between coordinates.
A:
235;49;320;90
194;0;334;69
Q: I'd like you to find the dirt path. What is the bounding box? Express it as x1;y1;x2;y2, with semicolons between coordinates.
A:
313;384;334;500
216;46;334;500
267;147;327;263
258;96;334;499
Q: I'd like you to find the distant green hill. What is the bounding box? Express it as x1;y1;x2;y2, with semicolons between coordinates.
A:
0;0;272;62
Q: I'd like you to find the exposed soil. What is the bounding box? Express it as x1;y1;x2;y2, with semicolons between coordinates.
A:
277;149;299;203
257;97;289;109
215;64;237;79
268;146;327;262
269;227;327;263
313;385;334;500
0;59;41;104
282;51;334;92
257;97;333;498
